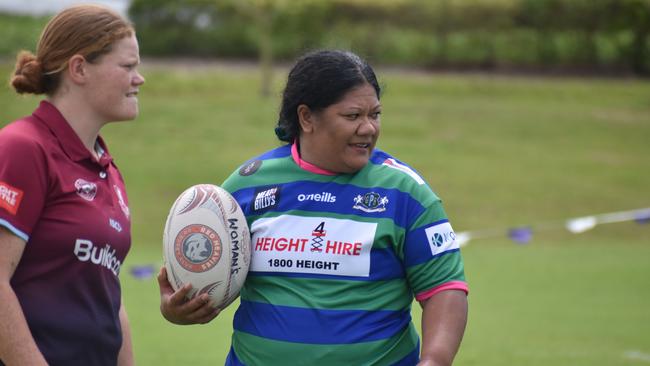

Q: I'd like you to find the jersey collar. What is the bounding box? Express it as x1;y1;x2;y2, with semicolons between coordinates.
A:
32;100;112;167
291;141;337;176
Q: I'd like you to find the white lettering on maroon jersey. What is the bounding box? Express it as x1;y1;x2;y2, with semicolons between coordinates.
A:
0;181;23;215
74;239;122;276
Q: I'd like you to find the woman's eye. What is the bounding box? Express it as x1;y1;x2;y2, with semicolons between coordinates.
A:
370;112;381;119
346;114;359;120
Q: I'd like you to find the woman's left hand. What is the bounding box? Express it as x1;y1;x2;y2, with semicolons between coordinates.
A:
157;266;221;325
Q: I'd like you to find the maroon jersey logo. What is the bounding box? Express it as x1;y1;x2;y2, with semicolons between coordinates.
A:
113;185;130;218
74;179;97;201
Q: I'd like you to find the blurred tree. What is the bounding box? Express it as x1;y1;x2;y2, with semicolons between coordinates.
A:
222;0;329;96
612;0;650;74
127;0;650;76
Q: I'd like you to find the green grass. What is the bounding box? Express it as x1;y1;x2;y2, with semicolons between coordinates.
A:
1;61;649;365
0;13;48;56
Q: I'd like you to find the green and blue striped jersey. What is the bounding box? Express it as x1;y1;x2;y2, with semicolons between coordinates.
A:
221;143;467;366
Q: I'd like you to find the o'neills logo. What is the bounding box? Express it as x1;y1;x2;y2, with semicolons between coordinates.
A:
297;192;336;203
74;239;122;276
75;179;97;201
174;224;222;272
0;181;23;215
251;186;280;213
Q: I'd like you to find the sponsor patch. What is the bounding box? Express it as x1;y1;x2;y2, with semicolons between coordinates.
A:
250;215;376;277
353;192;389;213
251;186;281;213
174;224;222;273
239;160;262;176
75;179;97;201
424;221;458;256
0;181;23;215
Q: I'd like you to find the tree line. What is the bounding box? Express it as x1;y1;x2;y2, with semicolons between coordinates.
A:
126;0;647;76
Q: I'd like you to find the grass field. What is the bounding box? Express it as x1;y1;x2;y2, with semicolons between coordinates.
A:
1;60;649;365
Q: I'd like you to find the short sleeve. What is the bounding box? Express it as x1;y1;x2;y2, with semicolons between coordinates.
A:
0;130;48;241
402;198;468;301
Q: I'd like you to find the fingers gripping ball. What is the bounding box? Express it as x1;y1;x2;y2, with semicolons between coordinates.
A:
163;184;251;309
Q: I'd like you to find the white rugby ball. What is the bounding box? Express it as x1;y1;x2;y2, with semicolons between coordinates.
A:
163;184;251;309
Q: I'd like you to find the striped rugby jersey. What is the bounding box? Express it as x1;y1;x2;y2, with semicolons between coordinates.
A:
221;143;468;366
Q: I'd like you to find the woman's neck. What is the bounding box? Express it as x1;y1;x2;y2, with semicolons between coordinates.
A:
48;95;103;156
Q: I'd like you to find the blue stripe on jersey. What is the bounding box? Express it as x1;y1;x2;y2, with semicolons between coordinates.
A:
234;300;412;344
249;246;404;281
392;346;420;366
255;144;292;160
231;181;425;230
225;346;245;366
0;218;28;241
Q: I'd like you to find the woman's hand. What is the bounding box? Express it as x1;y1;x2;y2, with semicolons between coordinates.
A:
157;266;221;325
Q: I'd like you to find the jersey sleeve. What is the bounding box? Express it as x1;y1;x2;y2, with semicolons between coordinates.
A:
401;195;468;301
0;131;48;241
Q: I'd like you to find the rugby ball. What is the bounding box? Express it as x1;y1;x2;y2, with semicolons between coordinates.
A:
163;184;251;309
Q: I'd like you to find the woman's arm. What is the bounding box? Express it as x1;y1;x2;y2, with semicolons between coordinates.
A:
418;290;468;366
0;228;48;365
117;301;134;366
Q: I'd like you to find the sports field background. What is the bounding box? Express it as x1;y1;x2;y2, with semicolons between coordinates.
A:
1;60;649;365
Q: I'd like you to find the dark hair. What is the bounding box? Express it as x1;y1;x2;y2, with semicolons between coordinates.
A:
275;50;381;143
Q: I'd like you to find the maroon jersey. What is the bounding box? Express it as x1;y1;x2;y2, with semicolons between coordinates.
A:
0;101;131;365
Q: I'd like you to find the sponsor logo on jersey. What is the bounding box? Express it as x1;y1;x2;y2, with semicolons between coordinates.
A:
74;239;122;276
239;160;262;176
382;158;425;185
353;192;389;213
75;179;97;201
113;185;130;218
251;186;281;213
109;218;123;232
0;181;23;215
250;215;376;277
174;224;222;272
424;221;457;256
297;192;336;203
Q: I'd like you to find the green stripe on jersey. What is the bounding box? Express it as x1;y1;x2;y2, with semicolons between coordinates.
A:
232;324;420;366
243;275;413;311
407;251;466;294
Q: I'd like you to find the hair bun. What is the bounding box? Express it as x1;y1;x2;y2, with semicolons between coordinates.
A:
11;51;46;95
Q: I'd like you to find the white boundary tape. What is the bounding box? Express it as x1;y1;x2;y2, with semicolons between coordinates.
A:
457;207;650;247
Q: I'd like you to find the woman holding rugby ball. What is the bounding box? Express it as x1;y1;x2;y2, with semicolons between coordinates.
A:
0;5;144;365
159;50;468;366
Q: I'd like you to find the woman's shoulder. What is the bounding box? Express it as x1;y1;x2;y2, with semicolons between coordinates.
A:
0;116;50;150
369;149;428;186
222;144;293;191
366;148;441;203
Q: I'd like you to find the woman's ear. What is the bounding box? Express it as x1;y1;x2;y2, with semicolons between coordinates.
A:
297;104;314;134
67;54;88;84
